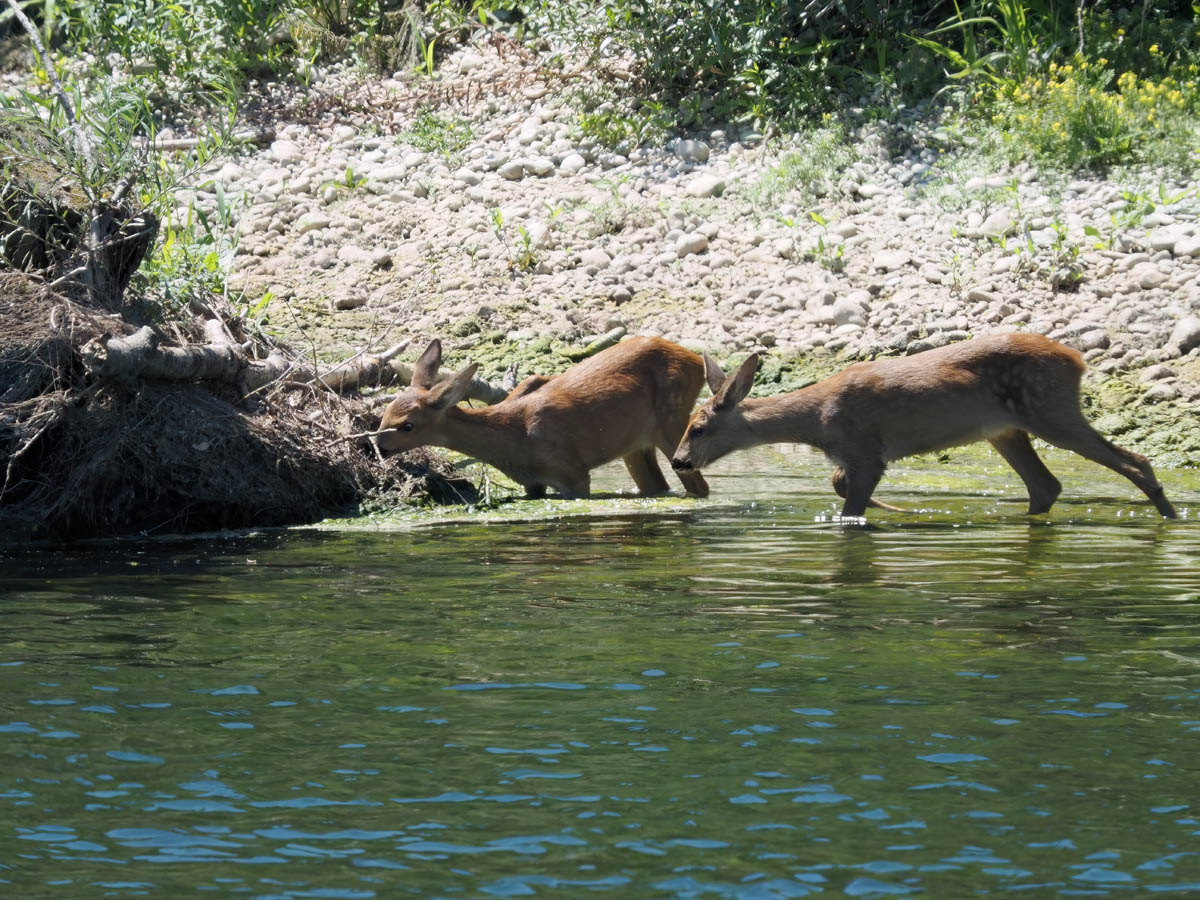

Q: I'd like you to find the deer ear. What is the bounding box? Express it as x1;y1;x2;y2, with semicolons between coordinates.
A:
713;353;758;409
427;362;478;410
702;353;726;396
411;339;442;390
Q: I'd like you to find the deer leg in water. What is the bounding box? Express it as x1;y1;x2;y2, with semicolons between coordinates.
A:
839;462;886;518
832;466;905;513
987;429;1062;514
1028;418;1176;518
673;469;710;498
654;437;709;497
623;448;671;496
554;472;592;500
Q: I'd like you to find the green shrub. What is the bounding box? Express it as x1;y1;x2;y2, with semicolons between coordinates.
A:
49;0;292;97
595;1;945;127
984;55;1199;170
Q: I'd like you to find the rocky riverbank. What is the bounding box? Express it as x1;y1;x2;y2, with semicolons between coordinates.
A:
198;43;1200;463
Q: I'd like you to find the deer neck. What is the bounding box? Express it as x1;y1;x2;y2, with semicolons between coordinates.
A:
438;403;529;468
739;388;827;449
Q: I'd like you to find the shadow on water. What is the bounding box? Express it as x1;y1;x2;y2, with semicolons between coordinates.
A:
1;446;1199;897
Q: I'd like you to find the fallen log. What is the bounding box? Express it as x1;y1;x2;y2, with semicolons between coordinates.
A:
81;325;243;382
80;327;511;404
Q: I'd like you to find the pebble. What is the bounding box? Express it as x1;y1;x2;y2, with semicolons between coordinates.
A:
524;157;556;177
559;153;586;175
674;140;710;163
675;233;709;258
981;208;1015;237
1132;263;1168;290
1149;225;1193;251
609;286;632;305
1174;236;1200;258
498;161;525;180
1139;363;1176;382
577;248;612;271
831;297;866;326
296;212;331;233
269;139;303;162
1168;316;1200;353
336;245;372;264
1076;329;1110;351
1143;382;1180;403
686;175;726;198
872;250;910;272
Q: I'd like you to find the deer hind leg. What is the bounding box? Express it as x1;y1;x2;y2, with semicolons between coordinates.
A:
838;462;886;518
656;420;710;498
988;429;1062;514
1028;418;1177;518
623;448;671;496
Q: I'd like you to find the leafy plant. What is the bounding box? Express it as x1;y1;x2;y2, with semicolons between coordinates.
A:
1045;221;1083;291
576;94;673;150
806;210;844;272
489;207;538;273
909;0;1063;87
321;165;369;195
400;107;473;157
743;125;855;212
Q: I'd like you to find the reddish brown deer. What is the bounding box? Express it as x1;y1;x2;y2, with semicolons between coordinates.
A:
671;333;1176;519
377;336;710;499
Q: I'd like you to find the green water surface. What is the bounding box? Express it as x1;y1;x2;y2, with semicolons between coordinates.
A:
2;447;1199;898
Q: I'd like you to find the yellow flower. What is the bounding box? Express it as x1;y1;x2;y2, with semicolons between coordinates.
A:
1149;44;1159;54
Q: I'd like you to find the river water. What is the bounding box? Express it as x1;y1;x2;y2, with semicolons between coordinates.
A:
2;447;1199;898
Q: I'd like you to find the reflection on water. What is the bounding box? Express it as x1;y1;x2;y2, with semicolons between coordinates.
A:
1;447;1199;897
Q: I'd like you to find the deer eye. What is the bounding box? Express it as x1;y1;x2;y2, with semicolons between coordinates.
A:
690;425;705;437
400;422;415;432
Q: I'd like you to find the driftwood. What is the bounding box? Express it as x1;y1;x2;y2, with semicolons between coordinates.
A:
80;326;511;404
154;128;275;152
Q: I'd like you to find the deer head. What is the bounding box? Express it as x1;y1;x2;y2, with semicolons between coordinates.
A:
671;352;759;472
377;339;479;452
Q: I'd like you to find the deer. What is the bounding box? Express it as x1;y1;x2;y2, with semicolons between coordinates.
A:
670;332;1177;519
376;336;711;499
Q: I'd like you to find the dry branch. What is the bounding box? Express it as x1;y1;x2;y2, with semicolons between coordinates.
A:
154;128;275;152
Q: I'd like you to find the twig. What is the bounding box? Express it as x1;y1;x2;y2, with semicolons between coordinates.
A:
328;427;397;447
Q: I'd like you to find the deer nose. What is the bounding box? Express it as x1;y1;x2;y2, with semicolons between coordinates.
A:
670;456;690;471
